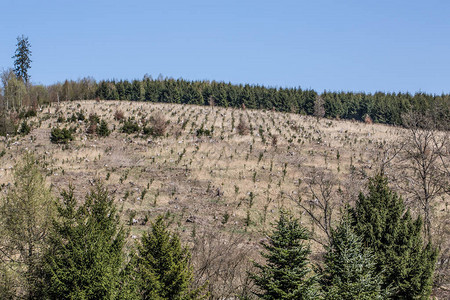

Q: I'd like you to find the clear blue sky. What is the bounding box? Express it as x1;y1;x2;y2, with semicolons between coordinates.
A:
1;0;449;94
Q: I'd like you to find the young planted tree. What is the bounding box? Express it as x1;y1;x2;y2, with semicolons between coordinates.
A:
322;211;388;300
97;119;110;137
13;35;32;84
0;154;55;298
135;216;204;299
38;184;133;299
251;211;322;300
350;174;437;299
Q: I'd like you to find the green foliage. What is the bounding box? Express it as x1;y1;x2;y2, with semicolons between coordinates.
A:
350;175;437;299
12;35;32;83
322;211;388;300
251;210;322;300
97;119;110;137
135;216;204;299
195;125;213;137
121;118;140;134
18;120;31;135
0;154;55;298
50;127;73;144
38;183;132;299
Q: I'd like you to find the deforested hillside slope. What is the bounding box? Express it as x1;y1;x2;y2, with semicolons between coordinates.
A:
0;100;448;297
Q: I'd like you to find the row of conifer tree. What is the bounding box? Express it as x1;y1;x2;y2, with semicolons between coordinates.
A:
44;77;449;127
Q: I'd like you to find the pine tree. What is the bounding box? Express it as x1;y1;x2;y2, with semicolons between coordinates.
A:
322;211;388;300
136;216;204;300
12;35;32;84
251;210;322;300
38;184;132;299
350;174;437;299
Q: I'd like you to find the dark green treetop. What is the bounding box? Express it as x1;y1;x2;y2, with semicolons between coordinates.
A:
251;210;322;300
38;183;132;299
350;174;437;299
12;35;32;83
136;215;205;300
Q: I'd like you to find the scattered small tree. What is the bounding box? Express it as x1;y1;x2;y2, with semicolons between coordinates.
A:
114;109;125;121
237;116;250;135
97;119;110;137
18;120;31;135
50;127;73;144
150;113;168;137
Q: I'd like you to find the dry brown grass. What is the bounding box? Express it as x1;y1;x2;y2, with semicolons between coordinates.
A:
0;100;448;297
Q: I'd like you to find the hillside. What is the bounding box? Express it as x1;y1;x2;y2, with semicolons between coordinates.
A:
0;100;448;297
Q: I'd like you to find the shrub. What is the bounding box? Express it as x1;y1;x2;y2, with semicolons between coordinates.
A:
237;116;249;135
76;111;85;121
196;125;213;137
150;113;168;136
142;126;154;136
120;118;140;134
18;120;31;135
97;119;110;137
88;113;100;125
50;127;73;144
114;110;125;121
86;123;97;135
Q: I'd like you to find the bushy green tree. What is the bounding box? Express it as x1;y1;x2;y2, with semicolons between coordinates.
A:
38;183;132;299
350;174;437;299
136;216;204;300
0;154;55;298
50;127;73;144
97;119;110;137
322;211;388;300
251;211;322;300
19;120;31;135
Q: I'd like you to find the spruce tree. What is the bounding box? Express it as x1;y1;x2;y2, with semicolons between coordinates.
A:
97;119;110;136
38;184;133;299
350;174;437;299
322;211;388;300
12;35;32;84
136;216;203;300
251;210;322;300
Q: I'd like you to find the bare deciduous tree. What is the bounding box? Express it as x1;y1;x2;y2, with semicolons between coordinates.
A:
313;95;325;119
191;230;257;299
398;111;449;241
291;167;338;246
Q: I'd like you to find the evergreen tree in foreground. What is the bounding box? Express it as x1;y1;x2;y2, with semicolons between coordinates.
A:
38;184;134;299
322;211;388;300
136;216;204;300
350;174;437;299
251;210;322;300
0;154;54;299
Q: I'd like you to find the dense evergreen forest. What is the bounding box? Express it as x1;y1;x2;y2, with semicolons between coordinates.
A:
74;77;450;126
3;75;448;128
